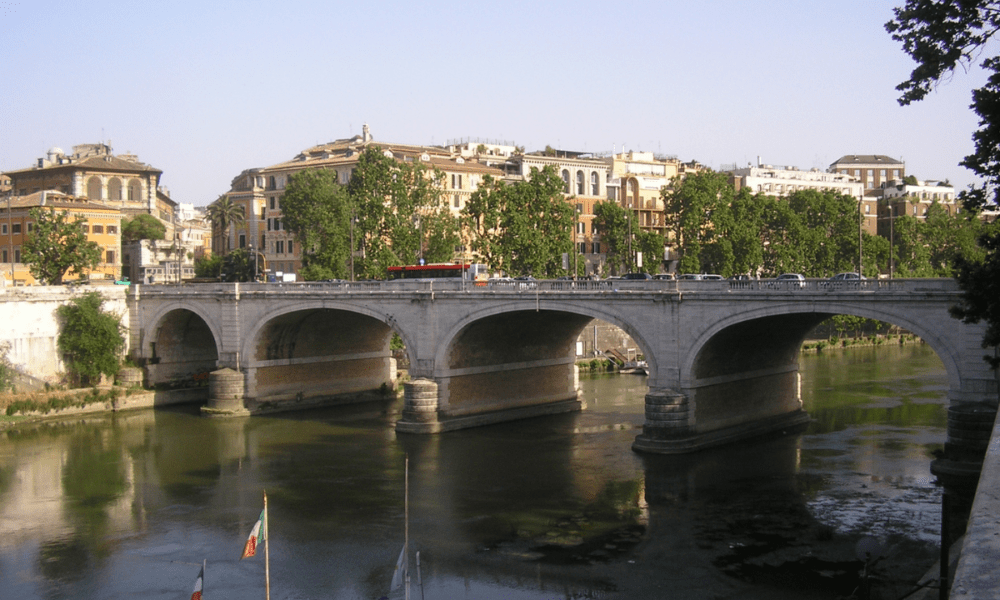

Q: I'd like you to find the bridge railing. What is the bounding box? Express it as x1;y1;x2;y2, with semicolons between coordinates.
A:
129;277;959;295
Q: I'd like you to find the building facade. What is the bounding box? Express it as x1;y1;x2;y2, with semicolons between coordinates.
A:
829;155;906;192
1;191;122;286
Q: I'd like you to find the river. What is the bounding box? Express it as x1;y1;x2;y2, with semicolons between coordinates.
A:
0;343;949;599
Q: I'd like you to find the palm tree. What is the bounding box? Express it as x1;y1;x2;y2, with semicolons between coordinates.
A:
206;194;245;253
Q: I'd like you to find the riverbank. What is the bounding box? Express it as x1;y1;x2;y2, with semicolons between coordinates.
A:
0;385;205;428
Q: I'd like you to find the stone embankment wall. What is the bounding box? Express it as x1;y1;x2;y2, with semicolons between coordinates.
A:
0;286;130;386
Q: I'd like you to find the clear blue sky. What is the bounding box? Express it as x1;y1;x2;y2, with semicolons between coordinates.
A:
0;0;988;206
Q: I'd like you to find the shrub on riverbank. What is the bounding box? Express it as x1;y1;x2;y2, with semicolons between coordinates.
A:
0;386;137;417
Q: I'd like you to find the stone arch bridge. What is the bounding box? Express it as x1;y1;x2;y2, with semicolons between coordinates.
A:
127;278;996;454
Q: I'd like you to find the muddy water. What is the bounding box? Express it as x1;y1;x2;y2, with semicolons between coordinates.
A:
0;344;948;599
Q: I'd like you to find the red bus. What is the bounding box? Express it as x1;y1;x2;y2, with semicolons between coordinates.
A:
386;263;489;281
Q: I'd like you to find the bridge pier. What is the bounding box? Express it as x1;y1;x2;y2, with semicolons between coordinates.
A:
632;386;811;454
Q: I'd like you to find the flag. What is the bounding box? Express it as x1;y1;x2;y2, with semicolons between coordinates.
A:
389;544;406;590
241;509;266;559
190;563;204;600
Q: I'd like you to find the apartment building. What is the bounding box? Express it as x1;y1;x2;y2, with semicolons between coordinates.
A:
877;179;958;237
829;155;906;192
502;150;611;276
219;125;506;277
1;191;122;285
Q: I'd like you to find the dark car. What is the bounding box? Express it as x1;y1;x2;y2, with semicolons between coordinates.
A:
623;273;652;280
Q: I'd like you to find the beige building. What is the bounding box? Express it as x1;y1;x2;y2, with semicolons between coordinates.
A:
219;125;505;278
502;150;611;276
1;191;123;286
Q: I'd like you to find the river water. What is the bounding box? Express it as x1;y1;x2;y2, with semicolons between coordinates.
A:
0;344;949;600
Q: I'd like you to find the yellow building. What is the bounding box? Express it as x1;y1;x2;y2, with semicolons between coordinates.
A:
1;191;123;286
219;125;504;277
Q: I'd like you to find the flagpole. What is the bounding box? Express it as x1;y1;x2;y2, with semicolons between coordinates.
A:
202;559;206;598
264;491;270;600
404;455;410;600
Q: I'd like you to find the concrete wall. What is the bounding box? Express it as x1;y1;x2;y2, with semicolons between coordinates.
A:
0;286;129;385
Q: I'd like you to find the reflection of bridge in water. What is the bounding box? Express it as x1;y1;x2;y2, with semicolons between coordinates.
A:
128;278;995;454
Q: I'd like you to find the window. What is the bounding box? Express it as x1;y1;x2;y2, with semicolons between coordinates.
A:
287;240;293;255
576;222;585;234
92;225;104;234
12;223;21;234
107;225;117;234
108;177;122;200
128;179;142;201
591;242;600;254
274;219;281;230
1;249;6;262
0;224;5;235
87;176;102;200
270;197;276;209
81;224;89;233
453;194;460;208
26;223;33;233
591;172;599;196
576;171;584;195
561;170;570;193
865;205;871;214
267;219;272;231
239;234;246;248
106;250;115;264
276;241;284;254
578;242;586;254
14;249;20;263
269;176;276;190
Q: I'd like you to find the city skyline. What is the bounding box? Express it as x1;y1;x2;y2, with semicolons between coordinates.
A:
0;0;988;206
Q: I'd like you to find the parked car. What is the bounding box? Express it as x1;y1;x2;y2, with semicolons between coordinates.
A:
769;273;806;289
653;273;675;280
513;275;537;289
701;274;725;280
829;272;866;281
623;272;652;280
677;273;703;280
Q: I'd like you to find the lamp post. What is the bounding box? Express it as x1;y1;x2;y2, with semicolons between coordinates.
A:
889;204;895;280
350;214;356;282
858;197;863;278
412;214;423;264
574;203;580;281
249;243;257;282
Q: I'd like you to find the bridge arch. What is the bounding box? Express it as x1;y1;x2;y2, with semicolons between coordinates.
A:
239;301;411;404
429;300;656;419
142;303;222;386
685;302;962;400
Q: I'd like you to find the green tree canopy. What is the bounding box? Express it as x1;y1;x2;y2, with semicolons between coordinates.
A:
281;149;461;281
463;166;573;277
121;214;166;243
22;208;102;285
220;248;264;282
57;292;125;386
887;1;1000;366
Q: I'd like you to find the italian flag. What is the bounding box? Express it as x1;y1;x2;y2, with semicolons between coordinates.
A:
190;563;204;600
241;509;266;559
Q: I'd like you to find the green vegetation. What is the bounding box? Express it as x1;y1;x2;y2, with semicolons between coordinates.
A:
22;208;102;285
282;147;462;280
887;0;1000;366
121;214;166;243
194;253;223;278
463;165;574;277
219;247;264;282
56;293;125;387
4;387;125;417
0;342;14;393
204;195;245;253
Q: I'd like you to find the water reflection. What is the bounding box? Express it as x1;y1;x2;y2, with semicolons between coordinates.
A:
0;344;949;599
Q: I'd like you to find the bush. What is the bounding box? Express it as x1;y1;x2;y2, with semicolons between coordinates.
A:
57;292;125;387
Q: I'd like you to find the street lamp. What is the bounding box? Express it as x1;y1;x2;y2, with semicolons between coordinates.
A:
574;202;581;281
889;204;895;280
350;213;357;282
412;214;423;264
248;243;257;282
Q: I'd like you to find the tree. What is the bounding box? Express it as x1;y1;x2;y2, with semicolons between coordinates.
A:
205;195;245;253
591;201;633;274
121;214;166;243
282;169;353;280
950;221;1000;368
662;171;736;275
220;248;263;282
887;0;1000;367
463;166;574;277
194;254;223;279
22;208;102;285
57;292;125;386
